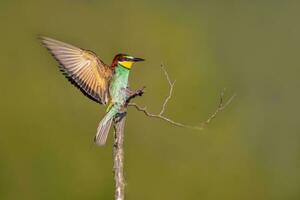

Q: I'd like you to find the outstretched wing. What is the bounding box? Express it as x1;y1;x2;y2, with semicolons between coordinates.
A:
40;36;113;104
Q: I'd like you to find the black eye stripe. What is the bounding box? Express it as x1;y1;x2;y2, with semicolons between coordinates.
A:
119;57;130;61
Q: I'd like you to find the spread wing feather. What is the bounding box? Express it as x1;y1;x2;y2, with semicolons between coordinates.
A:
40;36;113;104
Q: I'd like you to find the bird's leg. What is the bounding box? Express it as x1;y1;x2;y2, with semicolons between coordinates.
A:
114;111;127;123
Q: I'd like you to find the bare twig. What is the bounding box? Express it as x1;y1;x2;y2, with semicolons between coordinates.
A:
159;64;175;115
125;86;145;104
113;112;127;200
128;64;236;130
112;64;234;200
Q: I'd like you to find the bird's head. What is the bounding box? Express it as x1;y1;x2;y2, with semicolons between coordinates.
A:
111;53;145;69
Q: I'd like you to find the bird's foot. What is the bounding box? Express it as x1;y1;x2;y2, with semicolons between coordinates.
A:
114;112;127;123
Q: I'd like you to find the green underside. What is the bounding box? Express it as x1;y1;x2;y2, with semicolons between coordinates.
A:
108;64;130;113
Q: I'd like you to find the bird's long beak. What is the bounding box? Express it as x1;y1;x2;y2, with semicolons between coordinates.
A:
132;57;145;62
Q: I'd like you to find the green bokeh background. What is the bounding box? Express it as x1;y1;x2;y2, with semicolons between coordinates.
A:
1;1;299;200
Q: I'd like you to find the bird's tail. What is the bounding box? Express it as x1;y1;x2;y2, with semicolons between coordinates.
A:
94;105;119;146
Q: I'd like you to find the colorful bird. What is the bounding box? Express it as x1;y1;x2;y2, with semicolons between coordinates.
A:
40;36;144;145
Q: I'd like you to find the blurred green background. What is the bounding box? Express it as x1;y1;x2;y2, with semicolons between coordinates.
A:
0;1;299;200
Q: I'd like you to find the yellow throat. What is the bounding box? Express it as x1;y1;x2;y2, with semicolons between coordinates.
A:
119;61;134;69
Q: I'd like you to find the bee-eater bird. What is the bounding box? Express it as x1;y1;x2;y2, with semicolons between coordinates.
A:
40;36;144;146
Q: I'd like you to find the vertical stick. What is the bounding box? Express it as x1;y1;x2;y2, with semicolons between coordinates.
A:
113;113;126;200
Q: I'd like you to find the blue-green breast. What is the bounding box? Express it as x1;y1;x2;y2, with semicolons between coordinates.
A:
109;65;130;104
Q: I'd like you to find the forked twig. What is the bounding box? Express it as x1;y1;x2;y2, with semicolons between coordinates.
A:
128;64;236;130
159;64;175;115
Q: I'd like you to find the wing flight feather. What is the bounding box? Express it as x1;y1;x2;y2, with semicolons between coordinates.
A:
41;36;113;104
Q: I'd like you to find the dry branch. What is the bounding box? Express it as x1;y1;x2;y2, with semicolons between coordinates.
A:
128;64;235;130
113;112;127;200
112;64;235;200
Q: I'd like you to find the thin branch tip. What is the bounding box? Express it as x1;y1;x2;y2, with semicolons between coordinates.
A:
127;65;235;130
